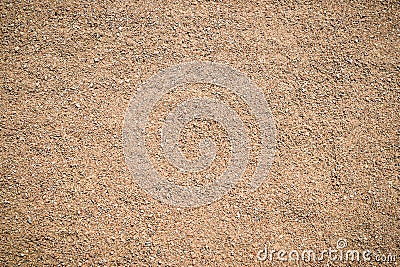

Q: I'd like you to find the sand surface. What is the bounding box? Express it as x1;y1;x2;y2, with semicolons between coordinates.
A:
1;0;399;266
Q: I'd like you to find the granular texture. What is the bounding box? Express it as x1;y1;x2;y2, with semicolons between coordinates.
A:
1;0;399;266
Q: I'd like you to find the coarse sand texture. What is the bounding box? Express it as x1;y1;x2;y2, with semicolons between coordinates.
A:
1;1;399;266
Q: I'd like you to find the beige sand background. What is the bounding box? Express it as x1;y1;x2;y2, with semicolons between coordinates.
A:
1;0;399;266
